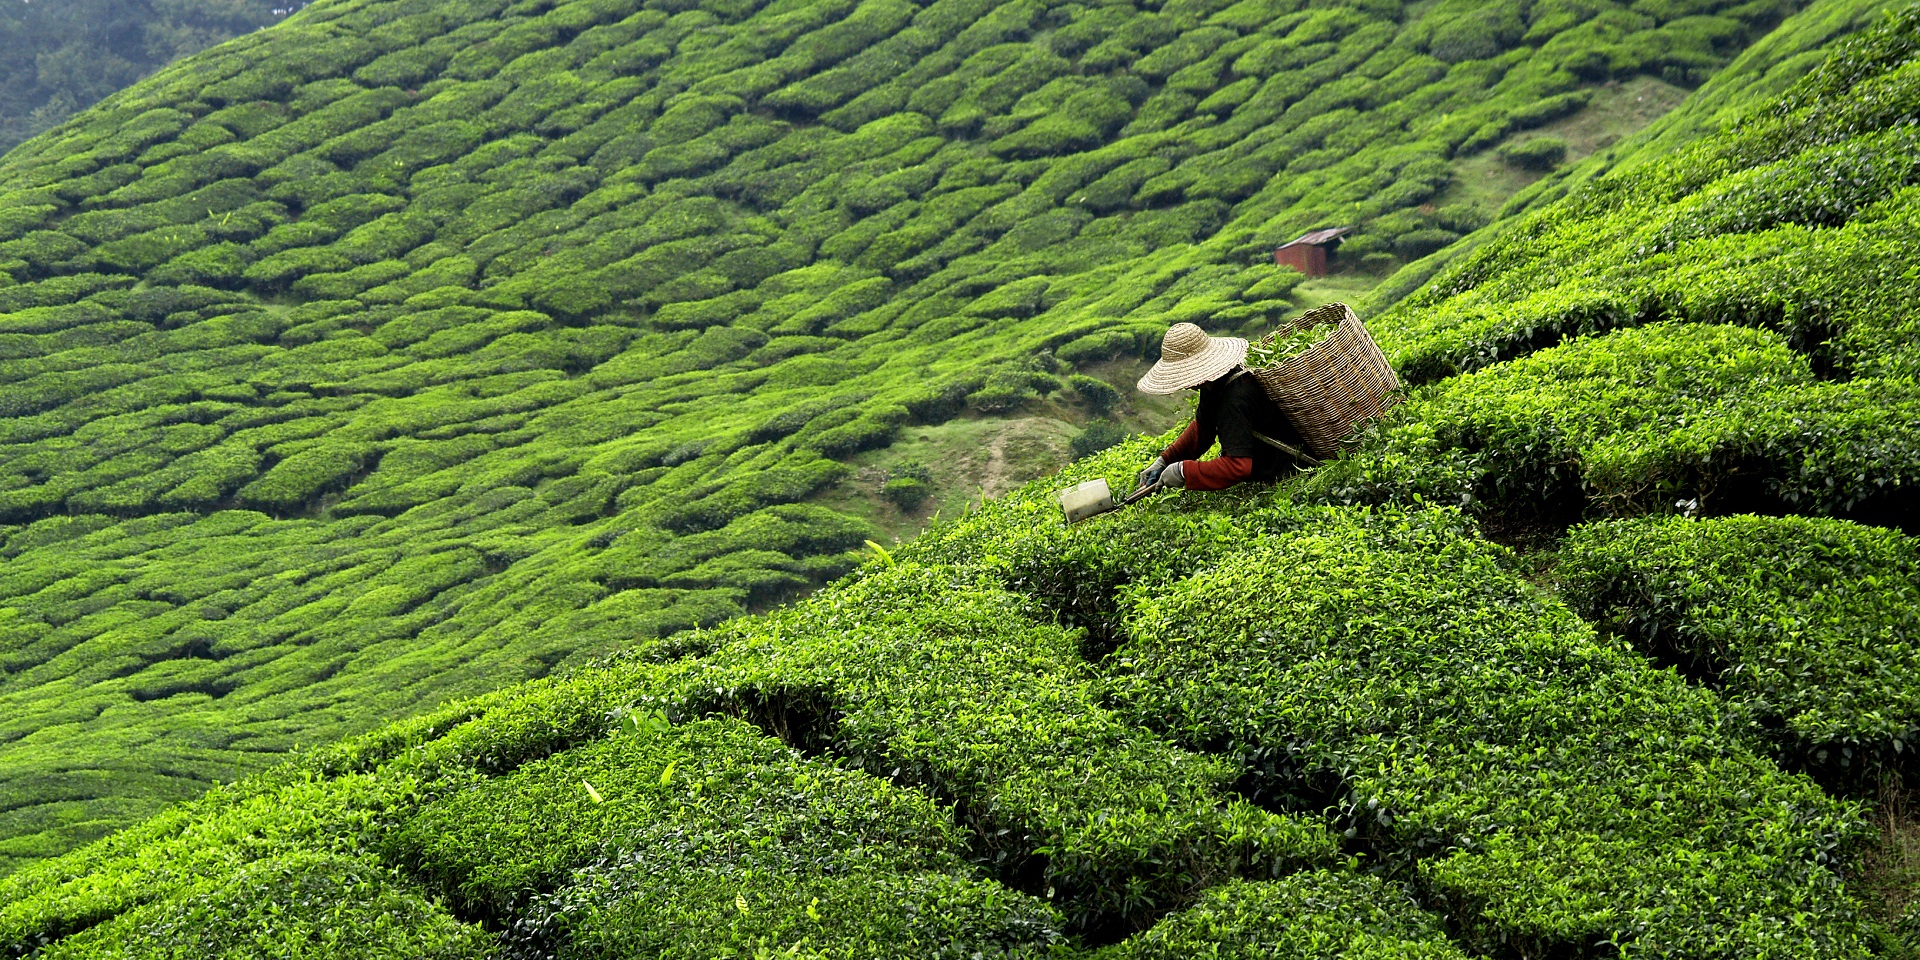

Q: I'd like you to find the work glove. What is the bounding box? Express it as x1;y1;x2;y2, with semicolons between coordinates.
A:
1159;460;1187;489
1136;456;1166;489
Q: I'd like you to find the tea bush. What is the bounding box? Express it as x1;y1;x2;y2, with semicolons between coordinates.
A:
1559;514;1920;782
1070;419;1130;460
1113;517;1872;957
34;851;492;960
1067;373;1121;413
882;460;934;509
1496;135;1569;170
1102;872;1468;960
392;715;1065;956
1309;322;1920;526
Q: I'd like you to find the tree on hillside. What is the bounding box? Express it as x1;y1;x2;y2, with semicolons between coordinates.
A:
0;0;291;155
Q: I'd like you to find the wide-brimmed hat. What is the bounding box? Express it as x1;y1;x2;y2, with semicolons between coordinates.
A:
1137;323;1248;394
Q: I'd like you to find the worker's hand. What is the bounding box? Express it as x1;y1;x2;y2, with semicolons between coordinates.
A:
1159;460;1186;489
1135;456;1166;490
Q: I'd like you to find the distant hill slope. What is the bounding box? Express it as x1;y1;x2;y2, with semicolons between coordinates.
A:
1358;0;1900;312
0;0;290;155
0;0;1810;870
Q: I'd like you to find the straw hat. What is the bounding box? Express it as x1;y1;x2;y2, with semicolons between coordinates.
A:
1137;323;1248;394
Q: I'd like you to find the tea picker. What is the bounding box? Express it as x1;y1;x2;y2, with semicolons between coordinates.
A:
1057;304;1400;524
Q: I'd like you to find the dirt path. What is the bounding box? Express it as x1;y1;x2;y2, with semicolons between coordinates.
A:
980;429;1013;498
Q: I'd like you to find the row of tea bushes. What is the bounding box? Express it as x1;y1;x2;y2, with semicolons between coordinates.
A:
1305;322;1920;527
1113;513;1871;958
2;673;1066;959
904;442;1879;956
0;654;1050;959
393;716;1066;958
678;563;1339;935
34;851;494;960
1559;514;1920;783
0;758;481;957
1098;872;1469;960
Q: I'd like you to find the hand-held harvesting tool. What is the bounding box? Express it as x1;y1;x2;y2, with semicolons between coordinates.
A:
1057;478;1161;523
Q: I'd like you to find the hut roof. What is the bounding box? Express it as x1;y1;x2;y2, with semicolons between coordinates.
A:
1276;226;1352;249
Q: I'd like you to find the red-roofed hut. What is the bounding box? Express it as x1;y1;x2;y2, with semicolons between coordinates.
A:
1273;227;1351;277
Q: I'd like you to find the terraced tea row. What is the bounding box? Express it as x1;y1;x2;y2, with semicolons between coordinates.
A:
1561;514;1920;783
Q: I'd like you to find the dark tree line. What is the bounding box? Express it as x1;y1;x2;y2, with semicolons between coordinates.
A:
0;0;291;154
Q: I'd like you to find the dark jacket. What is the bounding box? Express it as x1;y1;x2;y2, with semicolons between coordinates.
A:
1159;371;1302;489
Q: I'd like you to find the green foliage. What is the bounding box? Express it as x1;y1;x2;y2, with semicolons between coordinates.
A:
0;657;1069;957
0;0;1891;910
36;851;492;960
1424;3;1524;64
900;441;1884;956
882;460;934;509
1067;373;1121;413
1113;508;1871;958
1058;330;1145;365
1309;323;1920;525
969;363;1059;414
0;518;1324;953
683;564;1338;934
1559;514;1920;781
0;416;1899;960
1070;419;1129;460
1104;872;1469;959
1390;227;1460;258
0;759;465;958
1497;135;1569;170
235;442;373;514
392;716;1063;956
1384;6;1920;386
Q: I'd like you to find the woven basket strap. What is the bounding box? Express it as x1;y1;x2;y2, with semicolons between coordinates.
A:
1251;429;1321;468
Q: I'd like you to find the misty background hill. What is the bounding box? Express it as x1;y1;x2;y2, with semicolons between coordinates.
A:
0;0;297;154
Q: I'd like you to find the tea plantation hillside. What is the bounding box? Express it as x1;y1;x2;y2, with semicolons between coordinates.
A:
1306;0;1920;797
6;3;1920;957
1338;0;1920;531
0;476;1902;955
0;0;1822;871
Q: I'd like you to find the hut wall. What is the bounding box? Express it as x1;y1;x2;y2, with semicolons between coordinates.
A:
1274;244;1328;276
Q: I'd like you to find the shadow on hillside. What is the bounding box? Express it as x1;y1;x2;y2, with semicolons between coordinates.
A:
1705;469;1916;539
1854;781;1920;955
688;684;1075;936
1472;461;1914;562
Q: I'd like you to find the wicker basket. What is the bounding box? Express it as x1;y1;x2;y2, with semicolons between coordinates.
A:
1247;302;1401;460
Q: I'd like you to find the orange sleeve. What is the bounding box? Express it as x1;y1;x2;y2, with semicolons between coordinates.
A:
1161;419;1211;463
1178;455;1253;490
